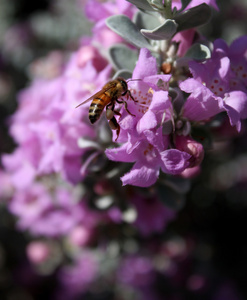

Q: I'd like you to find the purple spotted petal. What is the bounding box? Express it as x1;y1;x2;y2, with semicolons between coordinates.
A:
180;79;221;121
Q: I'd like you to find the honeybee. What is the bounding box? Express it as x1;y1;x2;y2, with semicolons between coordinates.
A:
76;77;137;140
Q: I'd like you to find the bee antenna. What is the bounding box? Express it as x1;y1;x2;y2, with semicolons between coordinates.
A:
126;78;142;83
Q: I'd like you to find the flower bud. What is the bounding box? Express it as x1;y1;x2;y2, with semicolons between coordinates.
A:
175;136;204;168
180;165;201;178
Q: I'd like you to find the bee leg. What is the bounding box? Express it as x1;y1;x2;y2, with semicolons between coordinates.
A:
113;110;121;117
106;107;114;120
106;102;122;118
116;99;135;117
106;106;121;120
122;90;138;103
108;116;120;141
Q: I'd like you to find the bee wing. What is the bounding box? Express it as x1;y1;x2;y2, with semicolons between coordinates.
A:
75;81;117;108
75;91;100;108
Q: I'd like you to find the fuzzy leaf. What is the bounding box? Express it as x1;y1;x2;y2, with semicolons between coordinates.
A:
109;45;139;71
185;43;211;60
106;15;151;49
126;0;154;11
174;3;212;32
141;19;177;40
112;69;133;80
134;10;161;31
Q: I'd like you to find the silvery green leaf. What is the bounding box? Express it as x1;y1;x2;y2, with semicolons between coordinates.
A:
185;43;211;60
134;10;161;31
77;138;101;150
169;87;185;115
148;0;164;10
106;15;152;49
112;69;133;80
95;195;114;210
141;19;177;40
109;45;139;71
122;207;137;223
174;3;212;32
126;0;154;11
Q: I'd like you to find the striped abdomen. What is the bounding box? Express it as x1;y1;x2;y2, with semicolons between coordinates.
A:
89;93;111;124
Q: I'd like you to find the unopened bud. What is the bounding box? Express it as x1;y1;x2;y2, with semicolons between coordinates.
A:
176;136;204;168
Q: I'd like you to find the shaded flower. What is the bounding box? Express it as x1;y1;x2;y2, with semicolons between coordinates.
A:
106;48;191;187
180;38;247;131
118;255;155;288
57;252;99;299
130;195;176;236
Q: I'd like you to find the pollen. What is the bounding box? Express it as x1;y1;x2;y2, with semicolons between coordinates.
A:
130;87;153;114
143;143;154;156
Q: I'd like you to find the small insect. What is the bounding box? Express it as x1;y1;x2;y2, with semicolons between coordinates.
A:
76;77;138;140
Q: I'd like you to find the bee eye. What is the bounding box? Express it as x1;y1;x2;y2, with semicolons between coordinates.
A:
121;80;127;91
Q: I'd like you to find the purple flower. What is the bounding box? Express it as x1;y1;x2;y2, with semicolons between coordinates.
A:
85;0;136;49
173;29;199;57
175;136;204;168
8;183;52;230
106;49;191;187
186;0;219;10
106;139;190;187
118;255;155;288
57;251;99;299
8;176;100;237
172;0;219;11
29;187;85;237
0;170;13;199
85;0;134;22
213;36;247;89
180;38;247;131
130;195;176;236
3;44;112;185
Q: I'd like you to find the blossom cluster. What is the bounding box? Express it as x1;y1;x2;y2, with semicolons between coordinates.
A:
0;0;247;299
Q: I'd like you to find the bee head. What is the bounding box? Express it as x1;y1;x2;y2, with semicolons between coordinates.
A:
117;77;128;92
